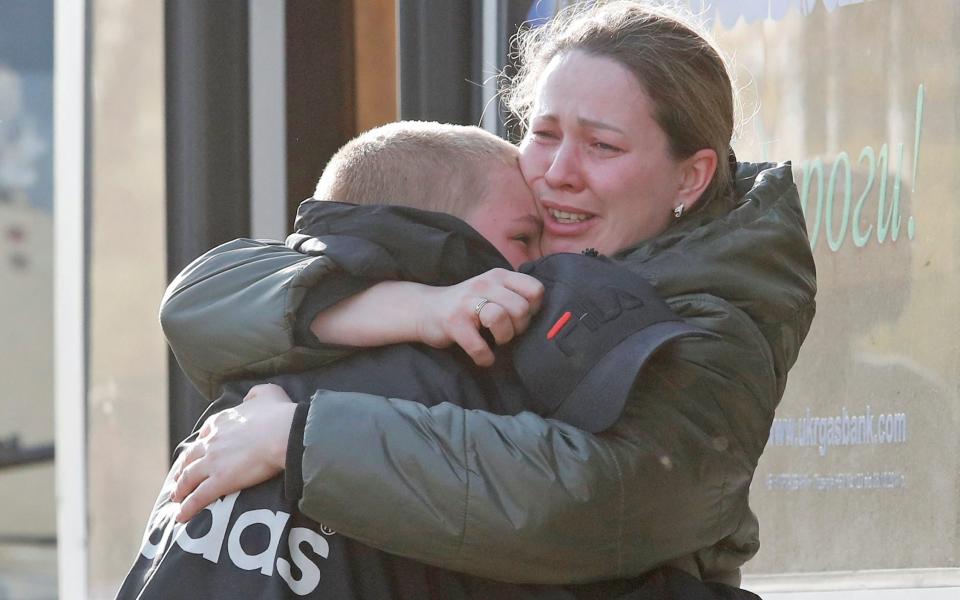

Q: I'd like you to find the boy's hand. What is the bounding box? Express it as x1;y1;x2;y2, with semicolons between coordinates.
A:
417;268;544;367
170;384;295;523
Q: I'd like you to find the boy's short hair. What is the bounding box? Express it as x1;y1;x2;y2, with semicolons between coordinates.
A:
314;121;518;218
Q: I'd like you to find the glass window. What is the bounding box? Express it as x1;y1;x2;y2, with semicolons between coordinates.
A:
710;0;960;585
0;0;58;597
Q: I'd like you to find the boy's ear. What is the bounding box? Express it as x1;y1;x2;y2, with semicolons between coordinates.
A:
676;148;718;211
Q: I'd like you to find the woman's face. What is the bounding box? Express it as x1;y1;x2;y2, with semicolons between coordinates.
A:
519;50;686;256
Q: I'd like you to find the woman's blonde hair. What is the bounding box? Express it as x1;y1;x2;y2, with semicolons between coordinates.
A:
504;1;736;209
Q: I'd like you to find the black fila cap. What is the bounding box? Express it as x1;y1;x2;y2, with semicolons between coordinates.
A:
513;253;716;433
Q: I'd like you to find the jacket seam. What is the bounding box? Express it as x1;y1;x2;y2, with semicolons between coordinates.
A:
751;296;818;327
602;437;627;578
218;345;343;380
668;293;778;400
282;255;338;338
454;407;471;570
162;239;287;302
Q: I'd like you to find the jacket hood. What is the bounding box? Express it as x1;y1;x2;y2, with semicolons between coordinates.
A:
618;162;817;393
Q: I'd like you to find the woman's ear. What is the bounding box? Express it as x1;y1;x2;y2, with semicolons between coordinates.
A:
676;148;717;211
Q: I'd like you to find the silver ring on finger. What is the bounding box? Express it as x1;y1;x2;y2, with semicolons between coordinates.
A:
474;297;491;318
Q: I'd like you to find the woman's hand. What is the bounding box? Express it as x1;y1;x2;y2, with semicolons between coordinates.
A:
416;268;544;367
310;269;544;367
170;384;296;523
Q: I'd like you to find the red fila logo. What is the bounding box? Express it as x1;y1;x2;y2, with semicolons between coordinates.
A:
546;311;572;340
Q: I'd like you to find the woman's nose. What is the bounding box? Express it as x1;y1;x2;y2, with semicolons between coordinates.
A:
543;142;584;191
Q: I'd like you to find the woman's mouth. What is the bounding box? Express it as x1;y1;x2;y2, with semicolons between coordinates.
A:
541;203;596;238
547;208;592;224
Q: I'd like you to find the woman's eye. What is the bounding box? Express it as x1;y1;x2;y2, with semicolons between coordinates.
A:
592;141;621;152
511;235;530;245
531;130;557;140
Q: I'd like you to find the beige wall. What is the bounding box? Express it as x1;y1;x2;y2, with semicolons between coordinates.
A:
87;0;168;597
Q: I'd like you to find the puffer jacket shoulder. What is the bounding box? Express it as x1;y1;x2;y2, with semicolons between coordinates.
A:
160;238;347;399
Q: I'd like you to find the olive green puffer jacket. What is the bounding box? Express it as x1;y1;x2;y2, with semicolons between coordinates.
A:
160;162;816;585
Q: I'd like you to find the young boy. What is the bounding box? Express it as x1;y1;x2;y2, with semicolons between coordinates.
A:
310;120;542;270
119;122;704;599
